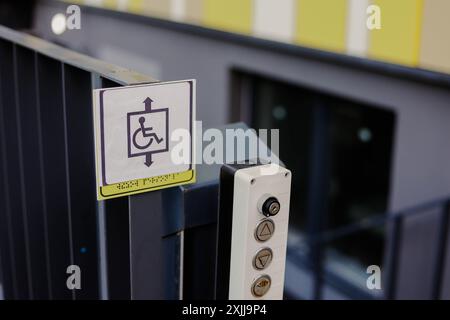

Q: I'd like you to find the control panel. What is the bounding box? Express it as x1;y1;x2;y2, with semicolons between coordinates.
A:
215;163;291;300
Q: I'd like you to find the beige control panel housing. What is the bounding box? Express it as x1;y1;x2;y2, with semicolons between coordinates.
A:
228;164;291;300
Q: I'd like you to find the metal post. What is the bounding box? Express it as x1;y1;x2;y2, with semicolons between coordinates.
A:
307;102;331;300
92;74;109;300
0;39;31;300
431;201;450;299
128;191;167;299
385;215;403;300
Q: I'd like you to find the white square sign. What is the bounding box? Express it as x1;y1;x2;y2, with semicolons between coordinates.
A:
93;80;196;200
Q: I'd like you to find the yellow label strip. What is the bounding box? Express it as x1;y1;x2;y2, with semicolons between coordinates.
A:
98;169;195;200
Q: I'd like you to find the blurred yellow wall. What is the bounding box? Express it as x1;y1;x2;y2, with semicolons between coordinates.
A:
295;0;347;53
368;0;423;66
203;0;252;34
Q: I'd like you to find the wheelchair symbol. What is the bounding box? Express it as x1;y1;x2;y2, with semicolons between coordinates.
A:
127;97;169;167
132;116;164;150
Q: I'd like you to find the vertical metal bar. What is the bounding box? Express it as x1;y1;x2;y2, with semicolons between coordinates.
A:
104;198;131;299
100;77;131;300
307;102;331;300
96;200;109;300
128;191;166;299
178;230;184;300
431;201;450;300
14;45;51;299
12;44;34;299
0;39;17;300
35;54;72;300
0;255;3;299
0;39;30;299
34;51;53;299
92;73;109;300
60;63;76;300
385;215;403;300
62;64;100;299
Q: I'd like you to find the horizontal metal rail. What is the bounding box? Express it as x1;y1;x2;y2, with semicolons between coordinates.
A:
0;25;156;85
290;196;450;300
308;196;450;245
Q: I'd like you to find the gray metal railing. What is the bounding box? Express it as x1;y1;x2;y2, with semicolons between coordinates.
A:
288;196;450;300
0;25;157;300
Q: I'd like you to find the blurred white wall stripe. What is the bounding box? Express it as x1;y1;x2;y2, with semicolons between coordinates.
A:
171;0;187;21
346;0;370;56
253;0;295;42
117;0;129;11
84;0;104;7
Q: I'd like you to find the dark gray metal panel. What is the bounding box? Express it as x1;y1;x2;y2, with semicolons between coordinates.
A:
431;202;450;299
129;191;181;300
183;223;217;299
62;64;99;299
14;45;51;299
128;191;170;299
0;40;17;300
0;26;162;300
394;209;442;299
103;198;130;299
441;204;450;300
162;183;218;300
35;53;73;300
163;233;182;299
0;39;32;299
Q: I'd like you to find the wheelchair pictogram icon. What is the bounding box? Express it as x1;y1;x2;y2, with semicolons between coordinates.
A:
127;97;169;167
132;116;164;150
